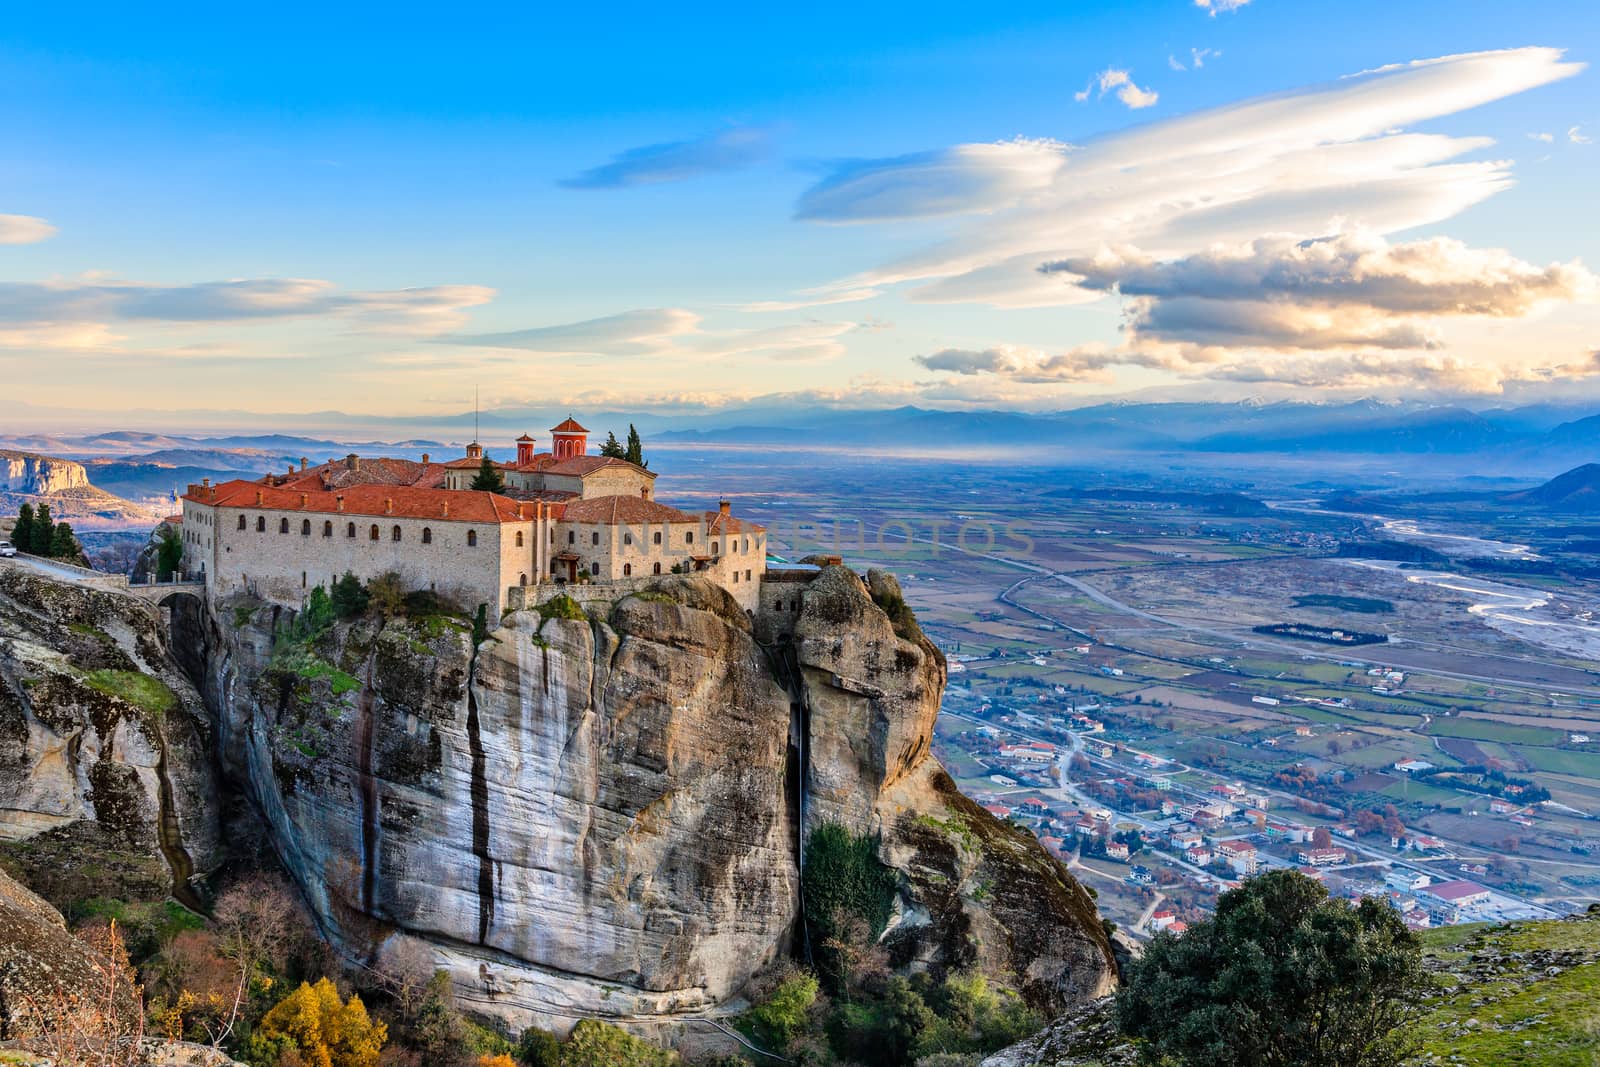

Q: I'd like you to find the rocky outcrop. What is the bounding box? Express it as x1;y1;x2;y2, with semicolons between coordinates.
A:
190;566;1115;1033
0;451;88;495
0;569;222;909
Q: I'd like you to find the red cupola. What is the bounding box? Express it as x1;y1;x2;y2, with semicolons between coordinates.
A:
550;417;589;461
515;433;536;466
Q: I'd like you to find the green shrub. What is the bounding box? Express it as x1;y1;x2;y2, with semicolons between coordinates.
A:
516;1026;560;1066
802;824;898;992
740;971;819;1051
535;594;587;622
558;1018;678;1066
332;571;369;617
82;669;178;720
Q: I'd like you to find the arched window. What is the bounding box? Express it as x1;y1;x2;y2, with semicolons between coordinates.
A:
237;514;246;530
369;524;380;541
653;531;662;545
653;562;662;575
515;531;524;547
623;563;632;576
568;531;575;545
686;531;694;544
279;518;289;534
520;572;528;586
467;530;477;547
591;561;600;576
624;531;633;546
257;516;266;532
712;541;720;556
301;519;311;536
346;522;356;538
591;531;599;546
421;527;432;544
744;538;749;553
323;521;333;537
391;525;402;542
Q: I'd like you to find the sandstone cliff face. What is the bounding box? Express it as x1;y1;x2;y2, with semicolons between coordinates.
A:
0;569;222;909
0;451;89;496
191;566;1115;1032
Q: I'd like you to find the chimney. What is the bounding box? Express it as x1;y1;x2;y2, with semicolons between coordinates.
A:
442;501;449;517
346;453;360;472
421;452;430;464
336;495;345;512
719;500;731;516
201;477;210;489
384;497;394;515
255;490;264;505
300;456;308;471
299;493;308;507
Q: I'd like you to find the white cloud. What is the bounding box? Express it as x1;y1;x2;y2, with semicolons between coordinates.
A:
0;215;57;245
560;126;770;189
1528;131;1554;143
0;276;494;342
1192;47;1217;68
1571;125;1594;145
1195;0;1251;13
1087;68;1160;109
447;307;855;363
1045;231;1596;350
1169;55;1187;72
795;47;1583;317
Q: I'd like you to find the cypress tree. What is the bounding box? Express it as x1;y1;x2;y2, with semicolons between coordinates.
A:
469;455;505;492
599;432;626;459
10;503;34;550
29;504;54;555
625;424;647;469
48;522;78;560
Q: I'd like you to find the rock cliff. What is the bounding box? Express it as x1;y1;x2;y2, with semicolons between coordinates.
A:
188;565;1113;1032
0;451;89;496
0;569;222;909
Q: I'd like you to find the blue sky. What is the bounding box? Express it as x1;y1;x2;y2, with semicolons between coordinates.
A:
1;1;1596;427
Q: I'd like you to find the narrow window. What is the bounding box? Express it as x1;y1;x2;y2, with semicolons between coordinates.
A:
653;531;662;545
515;531;524;547
746;569;752;581
422;527;432;544
323;521;333;537
257;516;266;532
467;529;477;547
591;531;599;546
686;531;694;544
623;563;632;576
301;519;311;536
347;522;356;538
732;571;738;582
624;532;633;546
712;541;720;556
520;573;528;586
568;531;575;545
369;524;380;541
392;525;402;542
591;561;600;576
301;571;307;588
653;562;662;575
237;514;246;530
280;518;289;534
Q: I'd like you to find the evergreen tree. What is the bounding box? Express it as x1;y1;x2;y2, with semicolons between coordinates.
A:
156;525;183;579
624;424;647;468
29;504;54;556
331;571;370;617
468;455;505;492
48;521;78;560
10;503;34;550
599;431;626;459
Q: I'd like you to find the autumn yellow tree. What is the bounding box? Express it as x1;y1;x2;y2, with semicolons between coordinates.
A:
246;978;385;1067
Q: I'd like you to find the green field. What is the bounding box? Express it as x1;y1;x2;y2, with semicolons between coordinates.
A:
1429;717;1568;746
1512;746;1600;778
1292;594;1395;613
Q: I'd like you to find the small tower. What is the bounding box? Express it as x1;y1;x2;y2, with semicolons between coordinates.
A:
465;441;484;461
515;434;536;466
550;417;589;461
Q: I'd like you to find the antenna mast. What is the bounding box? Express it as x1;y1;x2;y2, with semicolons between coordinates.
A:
475;386;480;444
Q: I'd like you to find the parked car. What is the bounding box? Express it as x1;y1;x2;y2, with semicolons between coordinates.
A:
0;541;16;557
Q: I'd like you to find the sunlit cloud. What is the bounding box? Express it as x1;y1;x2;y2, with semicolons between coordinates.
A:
1571;125;1594;145
445;307;855;362
0;214;57;245
1195;0;1251;13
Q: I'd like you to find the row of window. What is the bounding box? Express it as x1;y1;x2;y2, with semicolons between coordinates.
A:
237;513;482;547
562;529;757;554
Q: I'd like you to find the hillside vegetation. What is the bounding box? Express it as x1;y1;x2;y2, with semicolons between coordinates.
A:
979;909;1600;1067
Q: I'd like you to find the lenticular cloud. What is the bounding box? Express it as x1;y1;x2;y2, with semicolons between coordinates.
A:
795;48;1584;310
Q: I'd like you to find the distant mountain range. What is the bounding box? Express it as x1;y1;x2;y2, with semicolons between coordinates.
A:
1504;463;1600;511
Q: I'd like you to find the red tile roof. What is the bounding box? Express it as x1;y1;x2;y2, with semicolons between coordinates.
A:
442;456;504;470
554;495;697;525
184;479;534;524
543;455;655;478
515;434;535;442
275;457;448;489
705;509;762;534
551;417;589;433
1426;879;1488;901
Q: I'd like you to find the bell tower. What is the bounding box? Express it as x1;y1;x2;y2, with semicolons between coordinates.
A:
550;417;589;461
515;434;536;465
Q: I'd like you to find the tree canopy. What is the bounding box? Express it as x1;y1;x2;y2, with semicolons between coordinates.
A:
246;977;386;1067
28;503;54;555
11;502;34;549
625;424;647;468
599;432;626;459
157;524;184;579
469;455;505;492
1115;869;1429;1067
